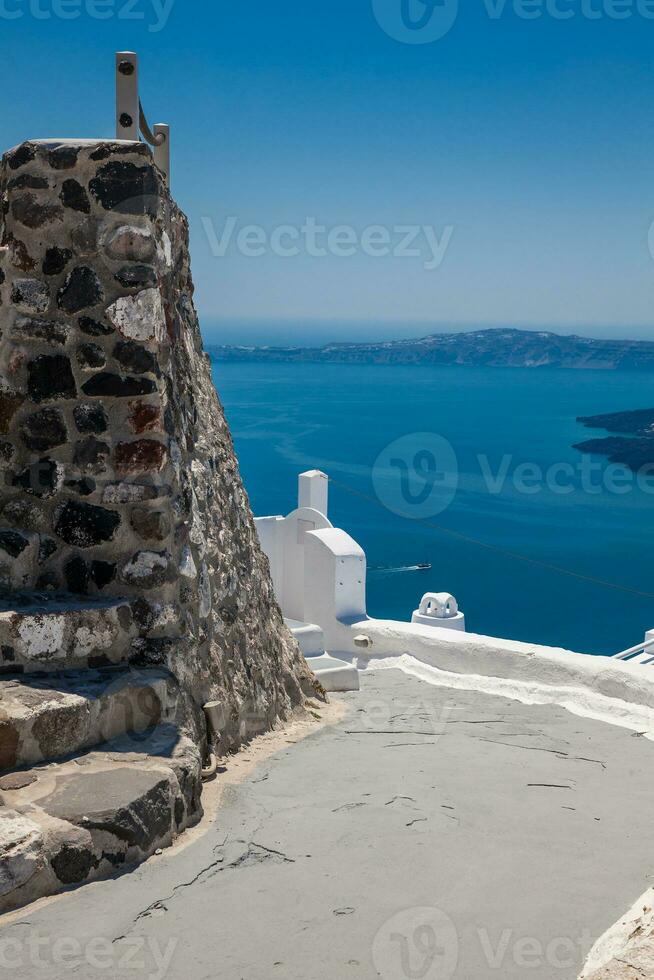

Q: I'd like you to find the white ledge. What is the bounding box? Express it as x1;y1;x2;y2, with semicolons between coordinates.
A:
351;618;654;724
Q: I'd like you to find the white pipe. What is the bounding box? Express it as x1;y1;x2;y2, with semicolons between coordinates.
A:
614;638;654;660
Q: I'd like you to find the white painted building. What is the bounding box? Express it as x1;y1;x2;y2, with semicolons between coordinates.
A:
255;470;654;698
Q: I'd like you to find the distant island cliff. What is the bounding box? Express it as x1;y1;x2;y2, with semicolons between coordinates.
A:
211;327;654;370
574;408;654;471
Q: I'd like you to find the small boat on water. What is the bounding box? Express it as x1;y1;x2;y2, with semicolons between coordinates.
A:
370;562;432;574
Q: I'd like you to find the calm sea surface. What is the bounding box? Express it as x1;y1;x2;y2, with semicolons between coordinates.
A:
211;359;654;656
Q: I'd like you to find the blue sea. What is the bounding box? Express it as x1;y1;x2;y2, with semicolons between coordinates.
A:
211;359;654;656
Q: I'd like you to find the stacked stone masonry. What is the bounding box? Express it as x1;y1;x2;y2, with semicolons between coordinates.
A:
0;139;317;750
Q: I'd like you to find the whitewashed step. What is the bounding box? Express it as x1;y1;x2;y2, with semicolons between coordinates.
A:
305;653;360;693
285;618;325;658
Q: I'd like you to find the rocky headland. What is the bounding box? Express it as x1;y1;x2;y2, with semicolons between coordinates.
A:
574;408;654;471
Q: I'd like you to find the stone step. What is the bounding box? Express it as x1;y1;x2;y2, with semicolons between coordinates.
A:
0;666;179;772
0;724;203;914
0;595;136;674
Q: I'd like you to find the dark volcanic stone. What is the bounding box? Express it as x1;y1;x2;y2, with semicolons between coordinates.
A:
60;179;91;214
11;278;49;313
64;555;91;594
0;442;13;462
131;596;155;630
129;636;175;667
7;174;49;191
14;316;69;345
27;354;76;402
114;265;157;289
113;341;157;375
82;373;156;398
58;267;104;314
51;845;98;885
0;530;30;558
35;570;60;591
42;247;72;276
13;459;63;498
11;193;63;229
0;389;24;433
89;162;159;216
73;437;110;472
48;146;79;170
1;499;46;531
130;508;170;541
73;403;108;434
20;407;68;451
6;143;36;169
65;477;96;497
79;315;113;337
91;560;116;589
55;500;120;547
89;142;150;161
41;768;173;850
37;537;58;565
115;439;167;475
76;343;105;369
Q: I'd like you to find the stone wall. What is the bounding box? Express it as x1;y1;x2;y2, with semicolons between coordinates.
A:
0;139;318;749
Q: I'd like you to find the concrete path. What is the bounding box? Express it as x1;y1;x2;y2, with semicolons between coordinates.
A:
2;668;654;980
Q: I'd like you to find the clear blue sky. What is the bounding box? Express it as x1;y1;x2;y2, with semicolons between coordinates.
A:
2;0;654;344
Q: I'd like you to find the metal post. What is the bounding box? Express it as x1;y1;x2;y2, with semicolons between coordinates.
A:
154;124;170;186
115;51;139;140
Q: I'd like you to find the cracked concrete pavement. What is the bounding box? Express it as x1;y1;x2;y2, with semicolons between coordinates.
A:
2;668;654;979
